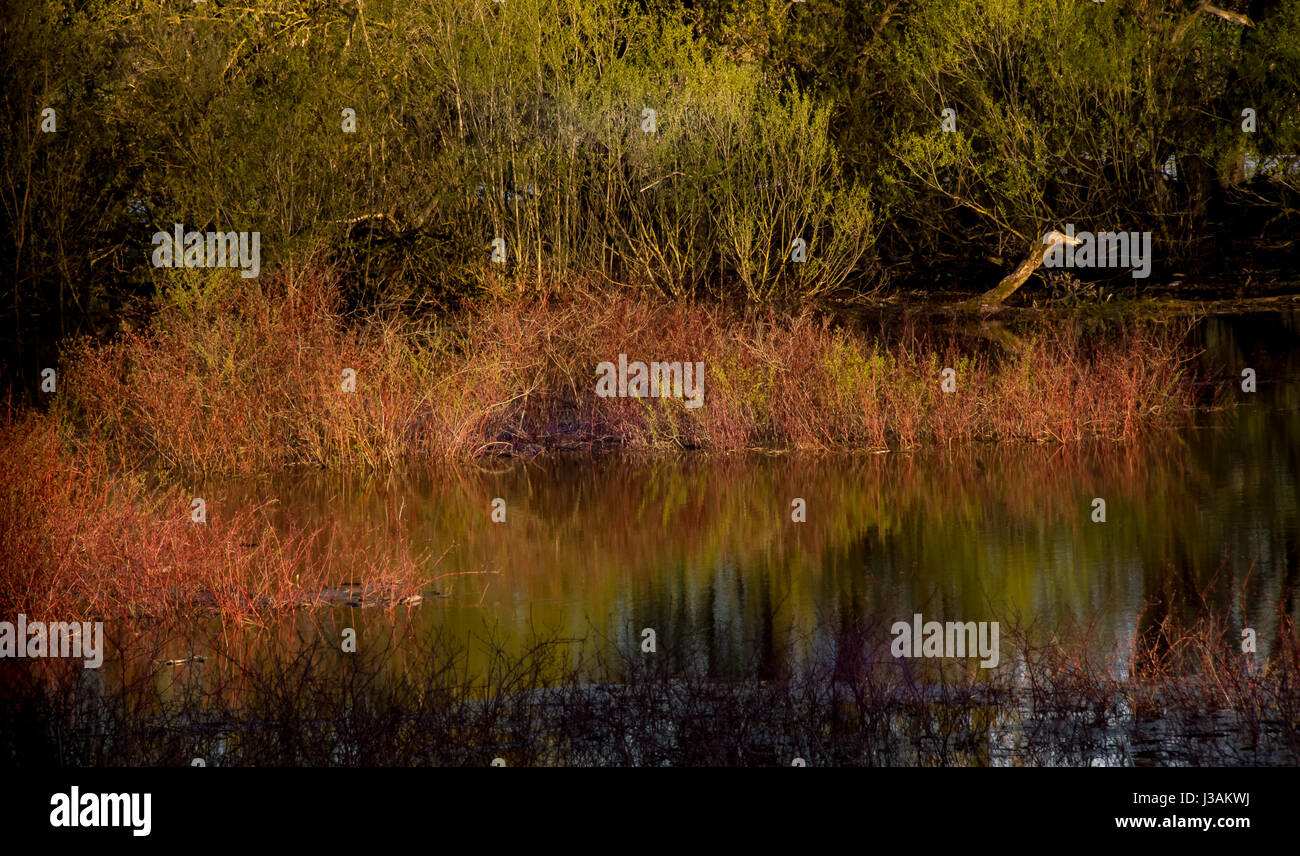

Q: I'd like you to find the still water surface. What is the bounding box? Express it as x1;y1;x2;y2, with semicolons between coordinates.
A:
194;311;1299;679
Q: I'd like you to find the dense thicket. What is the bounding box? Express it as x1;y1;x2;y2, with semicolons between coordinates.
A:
2;0;1297;373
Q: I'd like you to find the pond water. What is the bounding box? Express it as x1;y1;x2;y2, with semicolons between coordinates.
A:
191;310;1300;677
52;309;1296;765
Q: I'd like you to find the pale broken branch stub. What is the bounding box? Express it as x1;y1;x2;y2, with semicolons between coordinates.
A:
971;230;1082;309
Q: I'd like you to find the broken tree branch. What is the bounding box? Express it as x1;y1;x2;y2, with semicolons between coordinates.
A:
969;230;1081;309
1172;1;1254;46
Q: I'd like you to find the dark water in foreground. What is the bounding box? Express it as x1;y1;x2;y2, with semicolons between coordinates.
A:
29;310;1298;765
